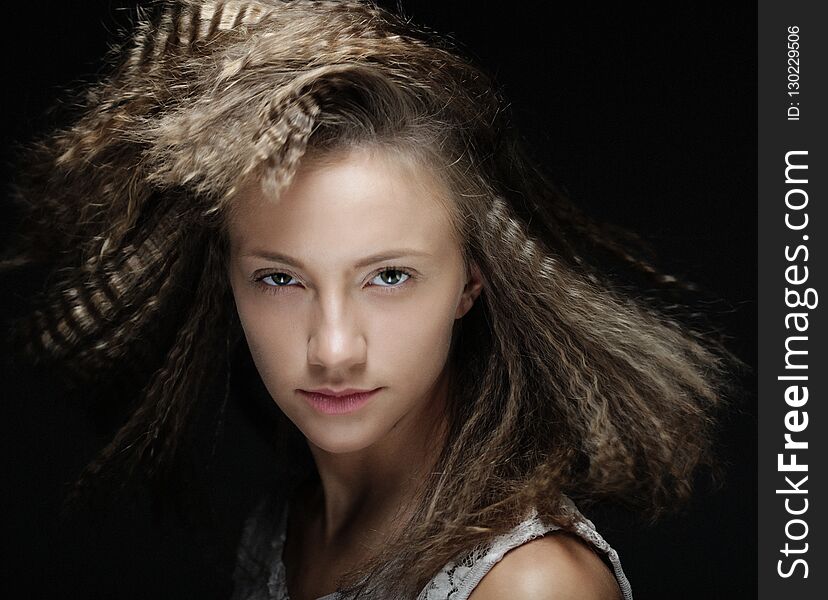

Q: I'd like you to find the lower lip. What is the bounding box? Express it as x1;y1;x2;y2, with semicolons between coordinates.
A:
299;389;380;415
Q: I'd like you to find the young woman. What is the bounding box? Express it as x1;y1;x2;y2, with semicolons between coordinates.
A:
3;1;736;598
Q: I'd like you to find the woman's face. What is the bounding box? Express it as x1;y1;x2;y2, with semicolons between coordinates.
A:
227;147;482;454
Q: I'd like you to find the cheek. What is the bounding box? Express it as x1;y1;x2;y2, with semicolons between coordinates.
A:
231;286;304;390
369;288;457;388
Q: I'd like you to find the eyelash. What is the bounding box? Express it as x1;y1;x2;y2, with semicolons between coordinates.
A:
252;266;415;296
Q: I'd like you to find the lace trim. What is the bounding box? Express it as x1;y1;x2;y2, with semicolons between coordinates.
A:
415;512;551;600
233;494;633;600
570;517;634;600
416;498;633;600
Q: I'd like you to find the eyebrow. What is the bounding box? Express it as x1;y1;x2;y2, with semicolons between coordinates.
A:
243;248;433;270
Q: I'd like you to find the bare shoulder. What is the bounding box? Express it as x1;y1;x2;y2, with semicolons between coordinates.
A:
468;531;622;600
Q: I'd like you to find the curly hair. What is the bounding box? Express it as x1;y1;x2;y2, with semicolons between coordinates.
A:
2;1;737;597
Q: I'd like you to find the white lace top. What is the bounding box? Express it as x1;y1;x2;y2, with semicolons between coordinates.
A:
231;490;633;600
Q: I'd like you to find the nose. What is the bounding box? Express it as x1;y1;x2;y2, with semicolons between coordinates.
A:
306;296;367;372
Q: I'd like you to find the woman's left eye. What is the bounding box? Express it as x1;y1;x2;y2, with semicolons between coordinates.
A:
370;268;411;288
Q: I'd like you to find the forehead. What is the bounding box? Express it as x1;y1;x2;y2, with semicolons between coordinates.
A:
228;147;460;262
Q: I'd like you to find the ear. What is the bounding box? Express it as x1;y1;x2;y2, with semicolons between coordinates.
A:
455;261;484;319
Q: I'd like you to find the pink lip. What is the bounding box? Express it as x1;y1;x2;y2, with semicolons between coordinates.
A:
304;387;376;397
298;388;381;415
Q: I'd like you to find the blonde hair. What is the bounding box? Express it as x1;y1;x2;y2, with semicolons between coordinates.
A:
3;1;737;597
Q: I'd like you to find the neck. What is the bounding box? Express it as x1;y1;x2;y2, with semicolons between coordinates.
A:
305;366;451;546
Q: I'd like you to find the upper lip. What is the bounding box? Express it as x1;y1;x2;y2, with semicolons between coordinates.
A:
301;387;379;397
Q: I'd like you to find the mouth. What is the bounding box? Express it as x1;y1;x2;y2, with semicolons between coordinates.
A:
297;388;381;415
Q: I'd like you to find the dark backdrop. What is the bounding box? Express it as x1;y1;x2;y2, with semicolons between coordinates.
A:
1;2;756;598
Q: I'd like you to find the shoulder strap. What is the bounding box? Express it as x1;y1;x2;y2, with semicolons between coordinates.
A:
416;511;555;600
568;514;634;600
417;504;634;600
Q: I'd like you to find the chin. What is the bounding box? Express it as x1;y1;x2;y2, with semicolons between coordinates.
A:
308;435;378;455
303;422;383;455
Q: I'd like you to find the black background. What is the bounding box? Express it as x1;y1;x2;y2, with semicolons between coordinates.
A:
1;2;757;598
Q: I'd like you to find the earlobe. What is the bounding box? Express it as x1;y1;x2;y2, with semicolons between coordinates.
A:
456;262;484;319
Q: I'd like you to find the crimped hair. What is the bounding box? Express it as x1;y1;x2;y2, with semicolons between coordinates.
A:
2;1;737;597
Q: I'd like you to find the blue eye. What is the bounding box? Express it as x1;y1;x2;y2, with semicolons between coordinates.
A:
370;268;411;288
